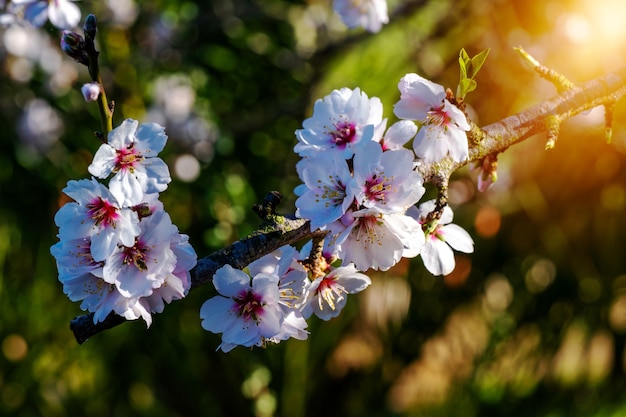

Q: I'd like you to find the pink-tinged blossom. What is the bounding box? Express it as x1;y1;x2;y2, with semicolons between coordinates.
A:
88;119;171;206
248;245;310;342
350;141;425;213
295;87;384;159
200;265;284;352
295;154;355;230
333;0;389;33
413;200;474;276
50;237;152;324
329;208;424;271
144;233;197;314
103;208;178;299
301;264;371;320
13;0;81;29
51;210;196;325
394;73;470;163
81;83;101;102
54;178;140;262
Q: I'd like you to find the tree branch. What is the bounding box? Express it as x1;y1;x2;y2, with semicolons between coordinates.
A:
69;65;626;344
418;65;626;183
70;207;314;344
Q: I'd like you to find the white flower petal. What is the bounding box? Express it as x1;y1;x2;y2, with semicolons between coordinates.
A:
213;265;250;297
200;296;236;333
441;224;474;253
421;238;455;276
88;145;117;179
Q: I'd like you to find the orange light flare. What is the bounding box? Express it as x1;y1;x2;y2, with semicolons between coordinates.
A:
552;0;626;79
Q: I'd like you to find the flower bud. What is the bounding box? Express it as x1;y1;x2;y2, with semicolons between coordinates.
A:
60;31;89;66
81;83;101;102
83;14;97;42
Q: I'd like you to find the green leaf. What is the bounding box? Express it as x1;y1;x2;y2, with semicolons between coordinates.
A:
458;78;477;98
469;48;490;78
459;56;468;79
457;48;490;99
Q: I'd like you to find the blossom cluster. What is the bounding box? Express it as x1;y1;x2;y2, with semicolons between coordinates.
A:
200;245;371;352
293;75;474;275
51;119;197;325
202;74;475;352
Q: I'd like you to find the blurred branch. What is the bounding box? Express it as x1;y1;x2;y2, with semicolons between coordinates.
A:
70;65;626;344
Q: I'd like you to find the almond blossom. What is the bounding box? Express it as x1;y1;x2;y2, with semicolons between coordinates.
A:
295;153;355;230
294;87;385;159
301;263;371;320
328;208;424;271
102;208;179;299
88;118;171;206
394;73;470;163
413;200;474;276
248;245;310;342
54;178;140;261
200;265;284;352
350;141;424;213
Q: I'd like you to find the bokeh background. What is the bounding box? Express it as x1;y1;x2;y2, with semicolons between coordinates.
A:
3;0;626;416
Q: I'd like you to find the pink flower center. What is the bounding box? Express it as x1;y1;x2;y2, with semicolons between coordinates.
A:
364;174;389;203
121;240;149;271
421;219;445;241
235;290;264;321
315;275;346;310
86;197;119;228
329;121;356;148
115;146;142;172
427;105;451;127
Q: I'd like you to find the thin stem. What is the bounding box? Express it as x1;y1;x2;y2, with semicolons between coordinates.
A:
83;14;113;135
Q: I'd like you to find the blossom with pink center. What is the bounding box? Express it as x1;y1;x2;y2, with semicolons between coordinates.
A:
200;265;284;352
103;208;178;299
295;153;355;230
13;0;81;29
51;203;196;325
394;73;470;163
413;200;474;276
248;245;310;342
328;207;424;271
294;87;384;159
54;178;140;261
88;119;171;206
144;233;197;314
350;141;424;213
301;264;371;320
333;0;389;33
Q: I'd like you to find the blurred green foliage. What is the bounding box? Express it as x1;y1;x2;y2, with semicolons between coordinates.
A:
3;0;626;416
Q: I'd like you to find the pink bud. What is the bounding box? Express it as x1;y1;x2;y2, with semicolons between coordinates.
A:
81;83;101;102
